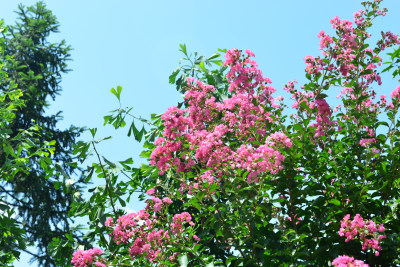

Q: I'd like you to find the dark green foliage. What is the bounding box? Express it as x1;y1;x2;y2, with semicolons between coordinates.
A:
0;2;86;266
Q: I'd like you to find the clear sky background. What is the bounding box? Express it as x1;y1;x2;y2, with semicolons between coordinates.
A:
1;0;400;266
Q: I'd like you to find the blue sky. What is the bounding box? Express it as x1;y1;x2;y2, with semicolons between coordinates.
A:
1;0;400;265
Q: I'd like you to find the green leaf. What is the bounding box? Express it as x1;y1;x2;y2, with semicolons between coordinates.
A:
179;43;187;56
94;136;112;144
133;126;146;142
103;115;112;125
65;233;74;242
55;163;69;180
207;52;220;61
119;198;126;207
95;206;104;221
195;55;206;65
382;65;393;73
360;69;373;76
199;61;207;73
119;157;133;167
169;67;181;84
145;129;157;142
54;181;62;190
329;199;340;206
110;86;123;101
102;156;117;168
316;93;328;99
89;128;97;138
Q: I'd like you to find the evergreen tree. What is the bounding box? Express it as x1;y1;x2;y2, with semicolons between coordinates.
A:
0;2;86;266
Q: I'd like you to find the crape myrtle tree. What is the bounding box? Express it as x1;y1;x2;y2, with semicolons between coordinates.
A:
0;2;87;266
66;1;400;266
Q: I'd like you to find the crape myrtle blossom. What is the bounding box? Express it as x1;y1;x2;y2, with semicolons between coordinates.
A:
287;0;399;145
354;10;366;26
72;195;197;266
318;30;334;50
390;85;400;101
377;31;400;51
332;255;369;267
146;188;156;195
338;214;386;256
149;3;395;264
71;248;105;267
105;196;197;264
359;138;376;147
331;215;386;265
150;48;292;193
70;0;400;265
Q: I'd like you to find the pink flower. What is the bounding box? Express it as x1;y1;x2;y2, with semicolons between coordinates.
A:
332;255;368;266
319;34;333;49
390;85;400;101
95;262;106;267
387;102;395;109
303;55;315;63
71;248;103;267
245;49;255;57
338;214;385;255
146;188;156;195
162;197;173;204
105;217;113;227
151;197;163;212
187;77;195;85
359;138;376;147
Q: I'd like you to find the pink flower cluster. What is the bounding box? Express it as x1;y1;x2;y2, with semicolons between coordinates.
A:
304;56;324;75
286;84;337;138
266;132;293;148
377;31;400;51
106;209;151;245
235;141;288;183
288;2;398;146
390;85;400;101
317;30;334;50
332;255;368;267
150;48;292;194
171;212;194;234
309;99;335;137
359;138;376;147
71;248;105;267
225;49;274;95
353;10;366;26
338;214;386;256
104;196;197;263
325;16;359;76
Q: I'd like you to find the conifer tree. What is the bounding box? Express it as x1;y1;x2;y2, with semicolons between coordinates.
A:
0;2;86;266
